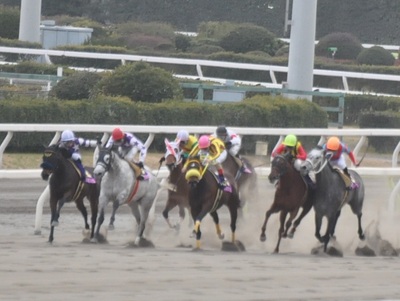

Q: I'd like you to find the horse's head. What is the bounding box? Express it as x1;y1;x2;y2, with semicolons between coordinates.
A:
164;139;182;171
40;144;63;180
185;156;204;187
93;146;112;179
268;154;289;183
300;148;326;176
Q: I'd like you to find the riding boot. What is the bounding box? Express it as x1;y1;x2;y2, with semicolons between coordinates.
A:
75;159;86;182
218;174;227;188
237;155;251;174
344;167;359;190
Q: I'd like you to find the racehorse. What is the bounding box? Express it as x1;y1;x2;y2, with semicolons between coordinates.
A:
300;147;365;253
223;153;258;208
162;139;190;229
185;156;243;250
259;153;313;253
40;144;99;243
92;146;160;246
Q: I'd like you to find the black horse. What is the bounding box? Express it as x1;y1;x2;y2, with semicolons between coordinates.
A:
185;156;243;251
40;144;99;243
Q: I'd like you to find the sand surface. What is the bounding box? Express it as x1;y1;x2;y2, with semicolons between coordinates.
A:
1;173;400;301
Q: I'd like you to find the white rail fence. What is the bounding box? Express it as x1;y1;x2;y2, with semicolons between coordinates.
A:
1;46;400;96
1;124;400;233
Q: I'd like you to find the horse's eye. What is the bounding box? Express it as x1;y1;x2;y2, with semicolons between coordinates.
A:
104;154;110;164
174;148;179;153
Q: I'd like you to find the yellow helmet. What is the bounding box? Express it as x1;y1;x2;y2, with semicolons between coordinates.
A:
326;136;341;151
283;134;297;147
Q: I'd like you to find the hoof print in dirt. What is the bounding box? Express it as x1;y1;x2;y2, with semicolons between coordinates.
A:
222;240;246;252
127;238;155;248
355;245;376;257
311;244;343;257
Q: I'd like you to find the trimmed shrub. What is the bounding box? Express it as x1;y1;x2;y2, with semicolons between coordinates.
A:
357;46;395;66
0;6;19;39
98;62;183;102
315;32;363;60
50;72;102;100
219;24;281;55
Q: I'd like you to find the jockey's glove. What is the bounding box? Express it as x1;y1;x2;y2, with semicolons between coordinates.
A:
137;162;144;168
159;157;166;164
225;141;232;149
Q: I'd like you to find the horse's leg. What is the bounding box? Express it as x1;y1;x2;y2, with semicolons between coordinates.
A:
274;211;287;253
93;197;108;242
129;202;143;245
349;199;365;240
48;198;58;243
330;210;341;239
260;204;279;242
314;213;324;243
209;211;224;240
323;217;335;252
88;192;98;240
191;207;209;249
75;197;89;230
288;197;314;238
227;198;238;243
108;200;120;230
162;198;178;229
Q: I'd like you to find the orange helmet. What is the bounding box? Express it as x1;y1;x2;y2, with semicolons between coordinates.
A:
326;136;341;151
112;128;124;141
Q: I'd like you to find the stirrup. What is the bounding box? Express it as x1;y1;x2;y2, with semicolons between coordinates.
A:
240;165;251;174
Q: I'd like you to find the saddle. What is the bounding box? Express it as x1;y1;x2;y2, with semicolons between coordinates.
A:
127;161;149;180
68;159;96;184
333;167;356;190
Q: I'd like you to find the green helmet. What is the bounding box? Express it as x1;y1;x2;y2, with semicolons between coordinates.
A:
283;134;297;147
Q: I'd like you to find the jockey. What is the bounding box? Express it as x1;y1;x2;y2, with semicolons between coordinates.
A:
106;127;147;179
175;129;198;163
323;136;359;190
214;125;251;174
183;134;228;187
272;134;316;189
59;129;98;182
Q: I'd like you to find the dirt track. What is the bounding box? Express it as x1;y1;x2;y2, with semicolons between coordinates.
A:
1;175;400;301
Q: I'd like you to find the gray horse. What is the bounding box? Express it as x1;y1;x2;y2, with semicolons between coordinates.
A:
300;148;365;253
92;146;160;246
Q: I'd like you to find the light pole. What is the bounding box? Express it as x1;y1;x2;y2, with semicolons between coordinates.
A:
19;0;42;44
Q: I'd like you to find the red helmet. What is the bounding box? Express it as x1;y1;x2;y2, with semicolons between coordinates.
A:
112;128;124;141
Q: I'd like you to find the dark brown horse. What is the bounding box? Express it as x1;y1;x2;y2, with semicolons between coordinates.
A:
40;144;99;243
185;156;243;250
223;154;258;208
260;153;313;253
161;139;190;229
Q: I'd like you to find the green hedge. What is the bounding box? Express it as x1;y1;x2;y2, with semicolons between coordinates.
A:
0;95;327;153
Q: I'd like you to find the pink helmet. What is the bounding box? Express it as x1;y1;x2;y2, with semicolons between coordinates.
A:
198;135;211;149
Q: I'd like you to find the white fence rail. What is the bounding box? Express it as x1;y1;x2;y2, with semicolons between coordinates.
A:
1;46;400;96
1;124;400;233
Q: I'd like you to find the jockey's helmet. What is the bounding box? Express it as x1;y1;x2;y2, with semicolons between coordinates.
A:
198;135;211;149
283;134;297;147
61;130;75;142
216;126;227;136
176;130;189;142
112;128;124;141
326;136;341;151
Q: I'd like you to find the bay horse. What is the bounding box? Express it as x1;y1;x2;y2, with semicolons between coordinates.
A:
162;139;190;229
185;156;243;250
92;146;160;246
40;144;99;243
223;153;258;208
300;147;365;253
259;152;313;253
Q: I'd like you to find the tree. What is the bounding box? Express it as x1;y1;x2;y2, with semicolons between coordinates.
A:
0;6;19;39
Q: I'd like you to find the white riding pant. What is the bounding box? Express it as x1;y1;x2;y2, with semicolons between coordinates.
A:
119;146;138;162
215;150;227;164
71;152;81;161
330;154;347;169
228;144;240;157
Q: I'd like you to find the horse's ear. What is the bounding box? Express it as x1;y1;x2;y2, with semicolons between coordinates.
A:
164;138;170;146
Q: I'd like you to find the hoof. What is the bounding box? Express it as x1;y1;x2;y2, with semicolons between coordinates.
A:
94;233;108;244
218;233;225;240
355;245;376;257
108;224;115;231
287;232;294;239
81;237;91;244
51;221;59;227
221;241;245;252
311;245;328;256
260;234;266;242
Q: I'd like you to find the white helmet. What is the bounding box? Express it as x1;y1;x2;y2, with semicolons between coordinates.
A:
176;130;189;142
61;130;75;142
